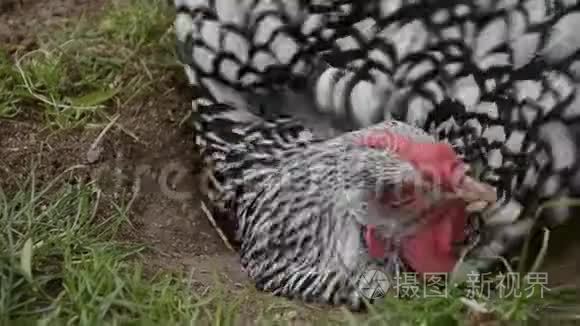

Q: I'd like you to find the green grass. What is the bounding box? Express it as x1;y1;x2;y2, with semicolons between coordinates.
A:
0;168;195;325
1;0;580;325
0;0;177;128
0;167;317;325
1;170;575;325
0;169;337;325
0;49;22;118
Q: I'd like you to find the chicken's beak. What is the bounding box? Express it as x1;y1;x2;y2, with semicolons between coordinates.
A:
454;175;497;204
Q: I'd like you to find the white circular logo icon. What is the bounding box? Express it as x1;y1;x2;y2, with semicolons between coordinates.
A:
356;269;391;299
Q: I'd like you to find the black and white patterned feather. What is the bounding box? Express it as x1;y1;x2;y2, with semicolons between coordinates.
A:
175;0;580;301
192;94;474;309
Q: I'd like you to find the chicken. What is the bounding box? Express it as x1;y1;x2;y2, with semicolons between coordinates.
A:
174;0;580;298
193;95;497;309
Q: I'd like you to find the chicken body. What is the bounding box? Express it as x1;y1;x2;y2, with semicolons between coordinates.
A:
176;0;580;304
194;97;494;309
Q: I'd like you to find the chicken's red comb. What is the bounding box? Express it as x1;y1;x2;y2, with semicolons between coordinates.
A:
356;131;457;163
356;131;463;189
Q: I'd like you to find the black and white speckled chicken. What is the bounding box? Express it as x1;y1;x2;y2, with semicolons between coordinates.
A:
174;0;580;308
192;94;498;309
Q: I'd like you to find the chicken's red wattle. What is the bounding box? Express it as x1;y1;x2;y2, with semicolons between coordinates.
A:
364;199;468;274
401;199;467;274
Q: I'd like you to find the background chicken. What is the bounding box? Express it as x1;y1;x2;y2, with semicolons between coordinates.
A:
174;0;580;306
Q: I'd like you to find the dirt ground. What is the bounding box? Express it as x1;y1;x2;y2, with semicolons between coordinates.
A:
0;0;247;290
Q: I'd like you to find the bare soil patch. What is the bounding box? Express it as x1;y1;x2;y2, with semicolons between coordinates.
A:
0;0;246;293
0;0;105;52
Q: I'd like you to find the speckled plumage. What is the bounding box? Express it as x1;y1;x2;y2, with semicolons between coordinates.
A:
176;0;580;307
193;97;480;309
